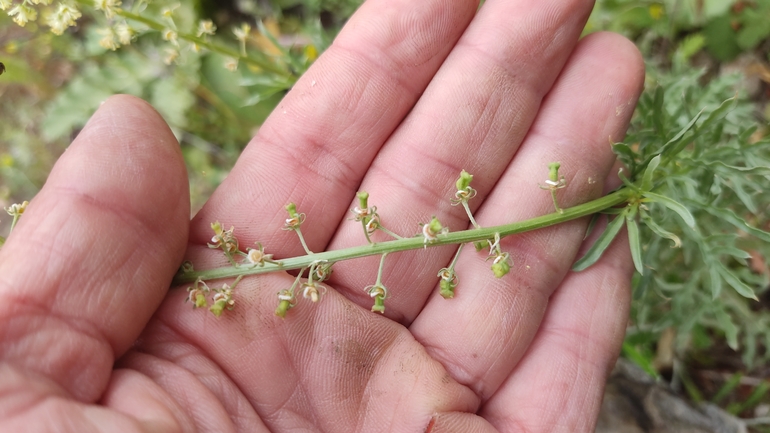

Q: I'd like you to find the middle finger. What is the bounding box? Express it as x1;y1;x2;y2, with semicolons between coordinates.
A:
325;0;598;322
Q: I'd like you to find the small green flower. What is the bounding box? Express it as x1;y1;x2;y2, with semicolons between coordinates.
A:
422;217;447;244
275;289;295;318
366;284;388;314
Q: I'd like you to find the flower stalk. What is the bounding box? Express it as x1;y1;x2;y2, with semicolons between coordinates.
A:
174;187;634;285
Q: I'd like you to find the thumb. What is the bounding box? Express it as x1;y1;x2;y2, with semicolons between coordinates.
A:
0;95;189;402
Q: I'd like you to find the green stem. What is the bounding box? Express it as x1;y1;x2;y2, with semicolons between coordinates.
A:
375;253;387;286
550;190;563;214
377;225;403;240
448;243;465;270
174;187;634;285
9;214;20;233
461;201;480;229
361;220;373;244
294;227;313;255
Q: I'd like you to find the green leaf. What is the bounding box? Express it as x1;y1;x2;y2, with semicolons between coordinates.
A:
703;160;770;175
714;307;739;351
641;154;661;191
656;107;703;158
712;247;752;260
651;86;665;136
627;216;644;275
641;214;682;248
700;206;770;242
709;264;723;299
712;372;744;404
621;341;660;379
697;96;737;134
584;212;600;240
573;214;626;272
717;263;758;300
643;192;696;228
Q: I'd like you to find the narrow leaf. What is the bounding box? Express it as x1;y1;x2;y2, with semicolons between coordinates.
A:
641;154;661;192
584;213;600;240
657;107;703;157
709;265;722;299
641;214;682;247
712;247;752;260
700;206;770;242
714;308;739;351
717;263;758;300
644;191;696;228
627;217;644;275
697;96;737;133
573;214;626;272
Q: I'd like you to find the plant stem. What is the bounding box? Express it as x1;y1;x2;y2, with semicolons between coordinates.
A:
75;0;297;78
461;201;480;229
377;225;403;240
294;227;313;255
174;187;634;285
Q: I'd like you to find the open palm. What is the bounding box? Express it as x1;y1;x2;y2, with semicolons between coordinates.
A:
0;0;645;431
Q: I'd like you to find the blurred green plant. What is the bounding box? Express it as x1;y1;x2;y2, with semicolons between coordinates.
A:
588;0;770;61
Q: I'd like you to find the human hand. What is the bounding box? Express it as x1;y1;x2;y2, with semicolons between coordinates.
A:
0;0;644;431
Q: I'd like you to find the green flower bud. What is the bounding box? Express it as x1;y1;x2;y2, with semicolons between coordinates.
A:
211;221;223;236
285;202;298;218
548;162;561;183
428;217;443;235
456;170;474;191
275;299;292;318
194;293;207;308
440;279;456;299
357;191;369;210
491;260;511;278
209;299;227;317
371;295;386;314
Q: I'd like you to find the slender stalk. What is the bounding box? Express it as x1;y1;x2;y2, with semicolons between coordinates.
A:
9;214;20;233
375;253;387;286
174;187;634;285
377;226;403;240
461;201;480;229
294;227;313;255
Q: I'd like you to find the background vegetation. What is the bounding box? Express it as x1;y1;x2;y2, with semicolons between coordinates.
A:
1;0;769;427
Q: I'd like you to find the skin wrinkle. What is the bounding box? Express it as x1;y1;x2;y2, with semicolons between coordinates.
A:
0;312;113;401
117;350;242;431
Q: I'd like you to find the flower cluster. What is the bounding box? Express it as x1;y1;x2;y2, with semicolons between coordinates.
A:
186;276;241;317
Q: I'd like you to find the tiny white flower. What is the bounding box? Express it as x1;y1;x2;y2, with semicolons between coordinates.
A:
94;0;121;19
115;22;133;45
8;4;37;27
197;19;216;37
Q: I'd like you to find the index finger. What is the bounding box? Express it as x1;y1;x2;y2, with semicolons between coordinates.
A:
190;0;479;256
